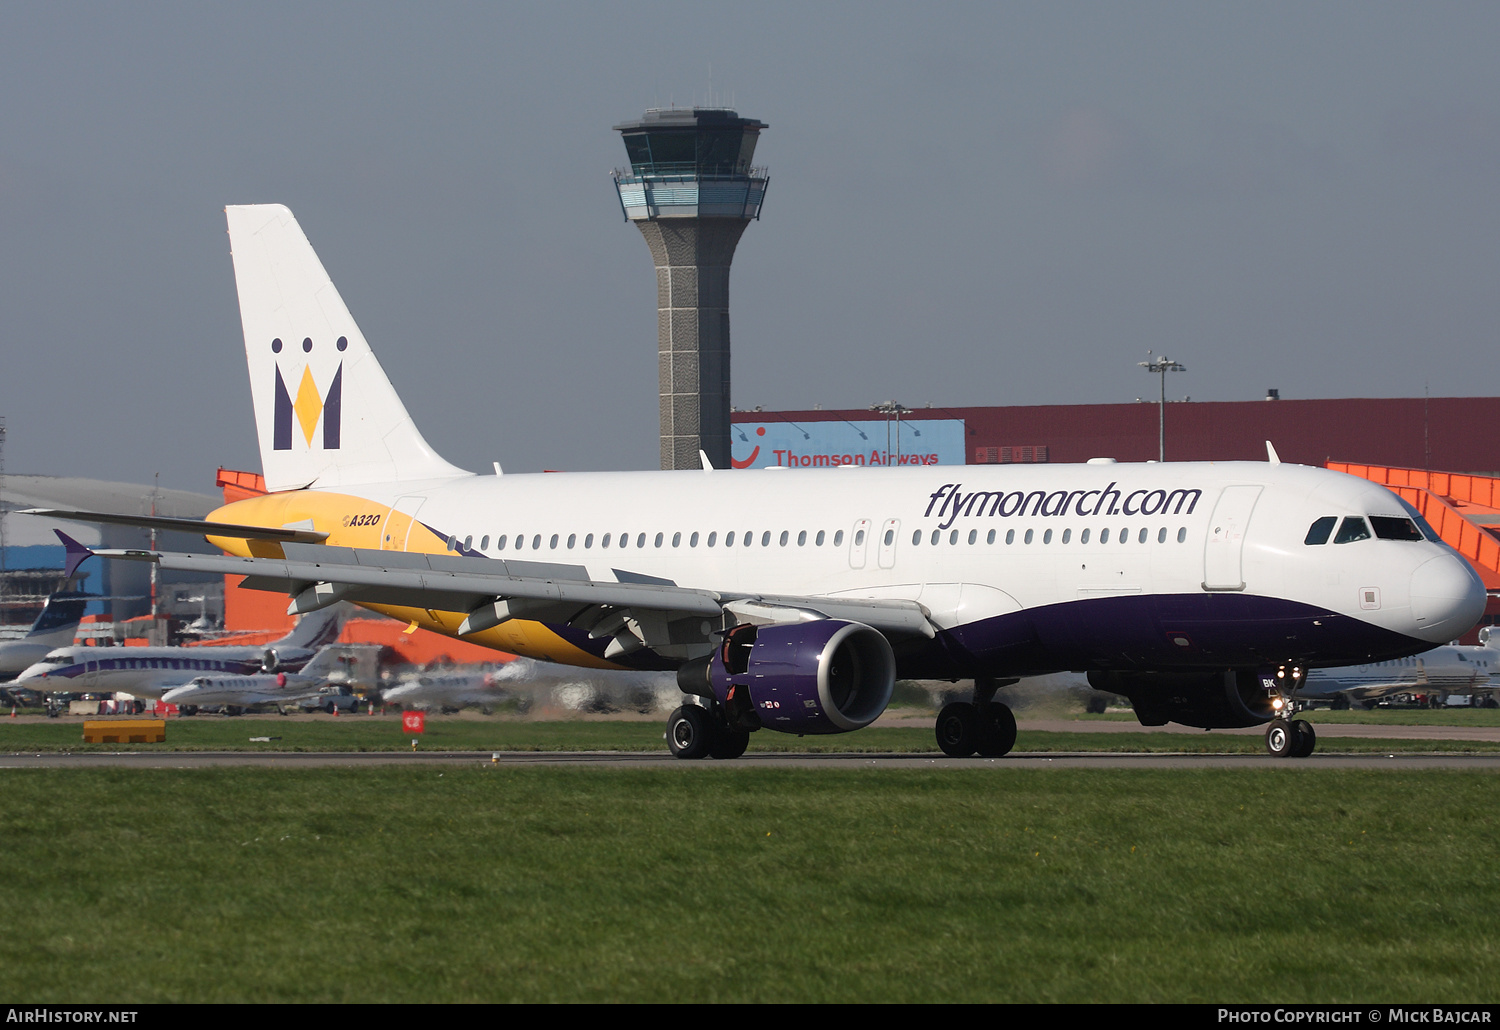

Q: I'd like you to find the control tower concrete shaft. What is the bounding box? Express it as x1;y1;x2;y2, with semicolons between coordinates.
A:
613;109;768;470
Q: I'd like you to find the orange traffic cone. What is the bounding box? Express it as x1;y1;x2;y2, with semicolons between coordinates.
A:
8;706;15;718
332;703;340;717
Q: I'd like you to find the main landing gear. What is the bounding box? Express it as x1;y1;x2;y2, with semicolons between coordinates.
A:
1264;664;1316;758
935;677;1019;758
666;703;751;760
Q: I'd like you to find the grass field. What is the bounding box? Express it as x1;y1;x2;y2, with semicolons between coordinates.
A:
2;766;1498;1002
4;715;1500;754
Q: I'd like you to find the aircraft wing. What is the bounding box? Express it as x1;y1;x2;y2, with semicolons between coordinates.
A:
61;534;937;655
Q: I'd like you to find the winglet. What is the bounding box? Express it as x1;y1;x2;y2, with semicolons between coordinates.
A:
699;449;715;472
1265;441;1281;465
55;530;94;579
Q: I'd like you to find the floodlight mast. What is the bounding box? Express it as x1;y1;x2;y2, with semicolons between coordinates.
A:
1138;355;1186;461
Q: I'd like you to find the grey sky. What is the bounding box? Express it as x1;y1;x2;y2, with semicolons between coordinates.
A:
1;2;1496;490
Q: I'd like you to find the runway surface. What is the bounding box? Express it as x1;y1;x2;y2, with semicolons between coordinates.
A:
4;749;1500;770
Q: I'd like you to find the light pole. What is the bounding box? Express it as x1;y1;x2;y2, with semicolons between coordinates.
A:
870;401;911;467
1138;355;1186;461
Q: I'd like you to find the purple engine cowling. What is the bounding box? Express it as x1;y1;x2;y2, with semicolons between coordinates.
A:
710;620;896;735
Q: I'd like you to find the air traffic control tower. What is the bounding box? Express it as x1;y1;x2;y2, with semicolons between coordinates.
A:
612;108;768;470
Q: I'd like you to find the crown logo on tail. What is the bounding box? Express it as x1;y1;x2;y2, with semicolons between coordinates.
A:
271;336;344;450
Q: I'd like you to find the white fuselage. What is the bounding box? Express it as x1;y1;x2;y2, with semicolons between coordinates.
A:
284;458;1482;677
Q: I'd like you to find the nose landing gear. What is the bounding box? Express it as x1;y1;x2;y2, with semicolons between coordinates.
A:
1264;664;1316;758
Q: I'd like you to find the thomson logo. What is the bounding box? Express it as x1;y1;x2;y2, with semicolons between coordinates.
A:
271;336;345;451
924;481;1203;530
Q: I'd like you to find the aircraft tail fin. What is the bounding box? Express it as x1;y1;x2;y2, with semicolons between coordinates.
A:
225;205;469;493
27;591;89;642
272;602;350;652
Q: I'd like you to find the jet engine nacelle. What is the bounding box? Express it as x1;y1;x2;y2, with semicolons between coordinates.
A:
685;619;897;735
1088;668;1274;729
261;648;280;673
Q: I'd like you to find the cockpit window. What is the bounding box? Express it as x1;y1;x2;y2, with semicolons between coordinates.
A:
1369;516;1424;541
1333;517;1372;544
1304;517;1337;545
1397;498;1440;542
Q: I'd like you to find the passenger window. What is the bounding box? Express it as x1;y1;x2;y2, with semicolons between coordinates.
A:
584;534;593;549
1304;517;1337;545
655;533;665;548
913;530;922;546
949;530;959;545
987;529;996;544
968;529;977;545
550;534;559;549
463;535;473;551
480;535;490;550
672;532;681;547
762;532;771;547
1138;528;1148;544
726;532;736;547
1024;529;1034;544
707;532;716;547
1157;527;1166;543
816;530;825;546
567;534;576;549
854;529;864;546
883;529;894;546
834;530;844;546
532;535;542;549
930;530;939;545
497;535;508;550
1177;527;1187;543
1005;529;1014;544
1333;517;1371;544
1061;529;1071;544
779;531;789;546
1043;529;1052;544
1100;528;1110;544
1081;528;1090;544
689;532;698;547
618;533;629;549
797;531;807;546
601;534;610;548
637;533;647;548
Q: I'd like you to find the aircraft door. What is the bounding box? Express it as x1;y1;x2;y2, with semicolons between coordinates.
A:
878;519;900;569
849;519;871;569
382;496;426;551
1202;485;1262;591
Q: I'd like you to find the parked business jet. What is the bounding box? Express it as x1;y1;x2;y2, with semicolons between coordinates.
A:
1291;629;1500;709
160;646;356;714
0;592;90;681
14;602;346;701
38;205;1487;758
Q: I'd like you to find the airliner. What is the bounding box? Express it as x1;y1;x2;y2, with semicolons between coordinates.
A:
14;602;344;701
37;204;1488;759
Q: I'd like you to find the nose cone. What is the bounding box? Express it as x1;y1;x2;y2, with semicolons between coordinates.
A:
1410;554;1487;643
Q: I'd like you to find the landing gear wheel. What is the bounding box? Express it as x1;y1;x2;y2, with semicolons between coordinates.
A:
709;727;750;760
666;705;716;760
1291;719;1317;758
1265;718;1295;758
974;702;1017;757
936;702;978;757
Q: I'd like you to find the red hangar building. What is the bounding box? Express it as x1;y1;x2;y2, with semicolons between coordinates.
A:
733;396;1500;639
